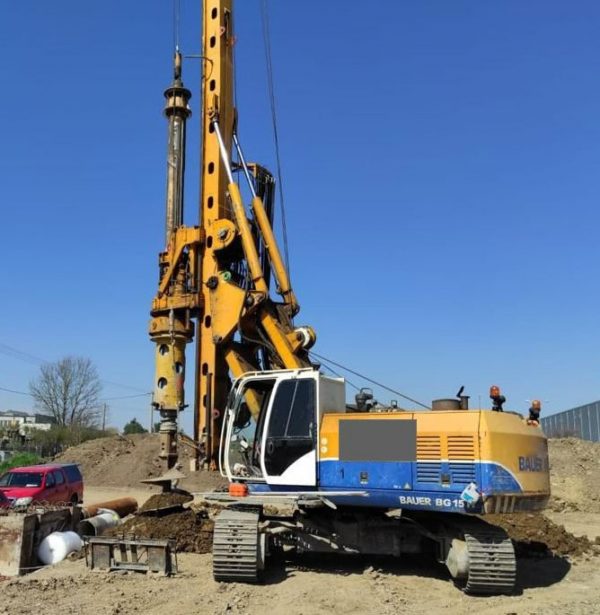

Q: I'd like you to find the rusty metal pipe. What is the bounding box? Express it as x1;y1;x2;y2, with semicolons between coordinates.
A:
82;497;138;519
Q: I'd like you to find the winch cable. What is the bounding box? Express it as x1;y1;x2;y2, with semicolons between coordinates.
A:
260;0;291;283
172;0;181;52
313;356;361;392
309;351;431;410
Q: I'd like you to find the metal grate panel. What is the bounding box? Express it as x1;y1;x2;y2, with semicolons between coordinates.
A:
416;462;442;483
417;435;442;460
450;462;476;484
447;435;475;460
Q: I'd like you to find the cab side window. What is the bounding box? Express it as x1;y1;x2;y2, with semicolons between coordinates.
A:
53;470;65;486
269;379;315;439
45;473;55;488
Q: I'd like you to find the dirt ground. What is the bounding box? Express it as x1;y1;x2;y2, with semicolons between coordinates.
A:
2;436;600;614
3;548;600;615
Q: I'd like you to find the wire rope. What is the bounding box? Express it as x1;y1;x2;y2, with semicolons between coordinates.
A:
309;351;431;409
260;0;291;281
173;0;181;51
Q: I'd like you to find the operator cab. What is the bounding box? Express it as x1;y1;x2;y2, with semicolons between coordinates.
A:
220;369;345;487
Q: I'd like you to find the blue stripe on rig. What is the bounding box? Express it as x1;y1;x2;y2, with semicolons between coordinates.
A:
244;460;523;514
318;459;521;494
244;483;476;512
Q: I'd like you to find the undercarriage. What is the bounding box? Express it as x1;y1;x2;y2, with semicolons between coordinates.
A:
211;499;516;595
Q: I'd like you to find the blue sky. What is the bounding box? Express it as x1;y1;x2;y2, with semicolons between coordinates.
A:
1;1;599;431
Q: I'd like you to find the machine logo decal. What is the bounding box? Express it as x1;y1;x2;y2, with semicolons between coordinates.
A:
518;456;548;472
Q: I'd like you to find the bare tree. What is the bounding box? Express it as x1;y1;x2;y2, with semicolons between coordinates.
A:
29;356;102;427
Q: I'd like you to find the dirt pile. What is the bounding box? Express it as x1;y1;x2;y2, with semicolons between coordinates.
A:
138;492;193;513
55;434;183;487
110;508;214;553
547;438;600;513
487;513;598;558
54;433;227;492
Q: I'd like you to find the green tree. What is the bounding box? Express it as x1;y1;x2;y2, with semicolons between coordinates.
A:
27;424;114;457
123;418;148;435
0;452;41;475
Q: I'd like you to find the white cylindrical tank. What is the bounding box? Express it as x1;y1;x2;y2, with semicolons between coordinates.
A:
38;531;84;565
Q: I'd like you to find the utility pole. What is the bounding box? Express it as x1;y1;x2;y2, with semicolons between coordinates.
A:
102;403;107;432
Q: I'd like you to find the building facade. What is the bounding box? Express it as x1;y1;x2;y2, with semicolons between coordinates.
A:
541;401;600;442
0;410;55;434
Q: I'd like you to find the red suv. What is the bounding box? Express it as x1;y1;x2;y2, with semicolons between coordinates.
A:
0;463;83;507
0;490;10;509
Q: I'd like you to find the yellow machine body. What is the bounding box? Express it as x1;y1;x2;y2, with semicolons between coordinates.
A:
318;408;549;513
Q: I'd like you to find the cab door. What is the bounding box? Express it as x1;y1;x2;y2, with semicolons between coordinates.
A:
41;472;55;502
222;377;276;481
261;377;317;487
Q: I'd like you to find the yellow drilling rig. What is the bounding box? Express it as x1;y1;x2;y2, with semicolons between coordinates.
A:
148;1;550;594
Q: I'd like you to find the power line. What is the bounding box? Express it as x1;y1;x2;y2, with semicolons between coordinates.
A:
0;386;30;397
100;380;149;394
0;385;151;403
101;393;152;401
0;343;46;366
0;340;148;394
309;351;431;409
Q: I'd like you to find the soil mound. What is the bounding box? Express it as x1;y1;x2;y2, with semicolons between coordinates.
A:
548;438;600;513
138;492;193;513
111;509;214;553
55;434;183;487
54;433;227;492
487;513;597;558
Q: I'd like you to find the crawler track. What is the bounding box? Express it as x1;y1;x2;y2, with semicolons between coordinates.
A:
462;524;516;595
212;509;261;582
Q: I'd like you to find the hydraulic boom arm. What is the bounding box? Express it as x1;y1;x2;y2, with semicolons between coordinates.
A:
150;0;315;472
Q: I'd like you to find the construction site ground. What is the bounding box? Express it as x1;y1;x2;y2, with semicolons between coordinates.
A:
3;434;600;614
